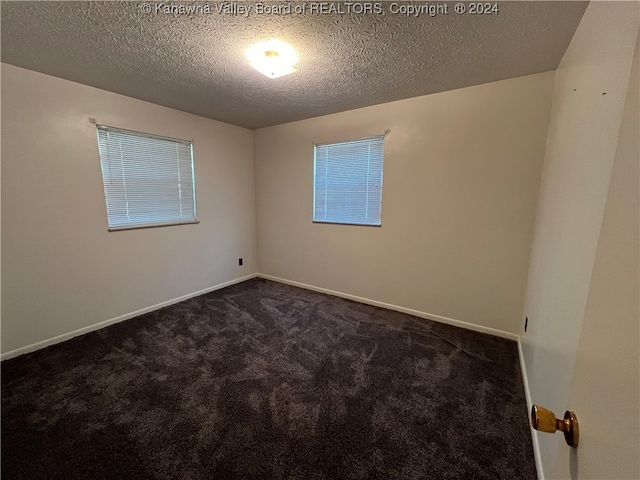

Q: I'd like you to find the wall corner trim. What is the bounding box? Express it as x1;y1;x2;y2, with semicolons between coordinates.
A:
518;337;544;480
257;274;541;471
257;273;519;341
0;273;259;361
1;271;541;474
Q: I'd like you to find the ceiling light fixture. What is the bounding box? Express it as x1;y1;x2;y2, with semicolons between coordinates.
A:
245;40;299;79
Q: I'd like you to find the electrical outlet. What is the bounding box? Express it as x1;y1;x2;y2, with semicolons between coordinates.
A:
238;258;243;266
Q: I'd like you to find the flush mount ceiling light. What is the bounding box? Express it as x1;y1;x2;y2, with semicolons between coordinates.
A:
245;40;299;79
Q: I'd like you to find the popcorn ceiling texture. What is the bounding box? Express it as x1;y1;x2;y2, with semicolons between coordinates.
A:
1;1;587;129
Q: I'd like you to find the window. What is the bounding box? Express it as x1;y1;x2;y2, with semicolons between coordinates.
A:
313;136;385;226
96;125;197;231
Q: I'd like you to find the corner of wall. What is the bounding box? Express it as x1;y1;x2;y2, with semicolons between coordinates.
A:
519;3;639;477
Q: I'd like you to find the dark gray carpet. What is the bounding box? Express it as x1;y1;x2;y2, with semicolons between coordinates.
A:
2;278;536;479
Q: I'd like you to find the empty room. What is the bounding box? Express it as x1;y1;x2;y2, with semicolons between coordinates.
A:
1;1;638;479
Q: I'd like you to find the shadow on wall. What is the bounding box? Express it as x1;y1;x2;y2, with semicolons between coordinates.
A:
570;448;578;479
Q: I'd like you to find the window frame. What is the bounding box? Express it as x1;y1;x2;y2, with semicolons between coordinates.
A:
312;135;385;227
96;124;199;232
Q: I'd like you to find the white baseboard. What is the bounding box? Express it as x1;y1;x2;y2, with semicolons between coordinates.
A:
518;337;544;480
257;274;540;476
0;273;259;361
258;274;545;471
2;271;541;476
257;273;518;341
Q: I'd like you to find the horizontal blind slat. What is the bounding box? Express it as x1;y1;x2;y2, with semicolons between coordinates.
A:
314;136;384;226
97;126;197;229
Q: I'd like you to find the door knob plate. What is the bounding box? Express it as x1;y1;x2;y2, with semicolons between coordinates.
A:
561;410;579;448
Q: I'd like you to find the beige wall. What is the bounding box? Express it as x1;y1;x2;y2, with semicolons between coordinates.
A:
1;64;258;354
2;9;639;478
253;72;554;334
550;31;639;480
0;64;3;350
520;3;639;478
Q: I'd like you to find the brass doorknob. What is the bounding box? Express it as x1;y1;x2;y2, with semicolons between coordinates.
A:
531;405;579;448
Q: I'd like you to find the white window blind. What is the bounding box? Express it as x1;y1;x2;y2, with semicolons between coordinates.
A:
96;125;197;231
313;136;385;226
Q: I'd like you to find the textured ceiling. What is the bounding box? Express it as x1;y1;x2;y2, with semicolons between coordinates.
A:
2;1;587;129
